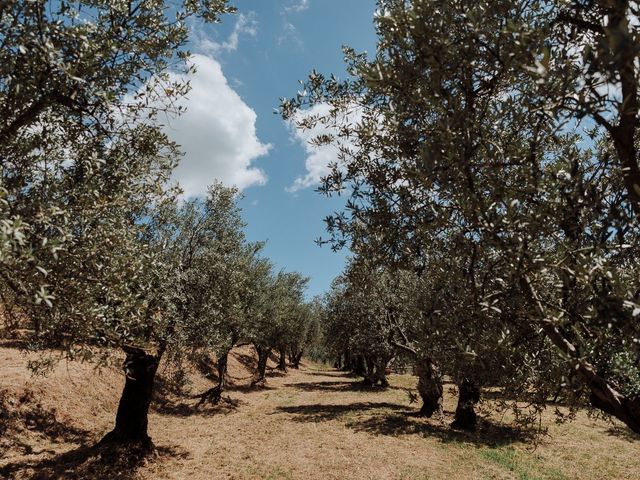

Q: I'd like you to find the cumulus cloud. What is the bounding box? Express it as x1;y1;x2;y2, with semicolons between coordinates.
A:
286;103;361;193
164;54;270;197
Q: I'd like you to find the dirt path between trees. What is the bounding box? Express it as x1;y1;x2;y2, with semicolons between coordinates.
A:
146;366;485;480
143;366;640;480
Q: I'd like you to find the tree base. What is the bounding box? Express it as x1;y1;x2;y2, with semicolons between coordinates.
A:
452;379;480;431
418;401;443;418
251;377;267;388
97;429;155;455
195;386;223;406
450;413;477;431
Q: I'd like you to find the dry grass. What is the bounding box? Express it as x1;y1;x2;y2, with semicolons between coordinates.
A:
0;344;638;480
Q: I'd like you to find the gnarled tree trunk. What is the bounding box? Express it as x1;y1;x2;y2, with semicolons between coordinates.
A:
291;350;303;369
277;348;287;371
217;350;228;390
451;378;480;430
100;346;160;448
342;349;352;371
353;354;366;377
416;356;443;418
252;345;270;385
371;357;390;388
363;356;376;386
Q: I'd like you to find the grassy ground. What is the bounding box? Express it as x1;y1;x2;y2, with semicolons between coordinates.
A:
0;346;639;479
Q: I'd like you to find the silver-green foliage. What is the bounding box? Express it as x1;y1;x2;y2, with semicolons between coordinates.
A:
284;0;640;432
0;0;234;361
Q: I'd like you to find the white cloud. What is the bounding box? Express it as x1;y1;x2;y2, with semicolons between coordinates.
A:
197;13;257;55
164;54;270;197
286;103;361;193
284;0;310;13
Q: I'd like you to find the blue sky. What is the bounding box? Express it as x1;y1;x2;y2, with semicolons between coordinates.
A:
167;1;378;298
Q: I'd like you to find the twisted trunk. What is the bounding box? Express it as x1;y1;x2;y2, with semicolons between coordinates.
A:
363;356;376;385
217;350;228;390
252;345;270;385
291;350;303;369
416;356;443;418
391;340;443;417
100;346;160;448
342;349;352;371
277;348;287;371
451;378;480;431
371;357;390;388
353;354;366;377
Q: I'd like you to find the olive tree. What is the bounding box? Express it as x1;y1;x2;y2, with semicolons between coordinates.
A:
283;0;640;433
323;260;414;388
141;182;251;410
285;298;322;369
0;0;235;447
241;266;309;385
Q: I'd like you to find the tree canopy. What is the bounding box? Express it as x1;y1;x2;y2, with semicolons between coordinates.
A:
284;0;640;433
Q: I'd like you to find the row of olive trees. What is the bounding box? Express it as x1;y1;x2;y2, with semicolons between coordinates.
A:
0;0;319;451
285;0;640;434
321;257;567;431
145;186;320;400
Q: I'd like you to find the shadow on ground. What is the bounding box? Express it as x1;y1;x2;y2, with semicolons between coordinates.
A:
275;401;535;447
234;352;257;371
0;390;93;458
275;401;411;422
284;379;404;393
153;396;243;418
0;442;189;480
305;370;356;378
152;384;249;417
605;425;640;442
350;412;537;446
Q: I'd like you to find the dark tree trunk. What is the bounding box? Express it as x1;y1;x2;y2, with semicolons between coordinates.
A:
342;349;352;371
100;347;160;448
589;390;640;434
415;356;443;418
353;354;366;376
374;358;390;388
217;350;228;390
292;351;303;369
252;345;270;385
277;348;287;371
451;378;481;430
362;356;376;386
